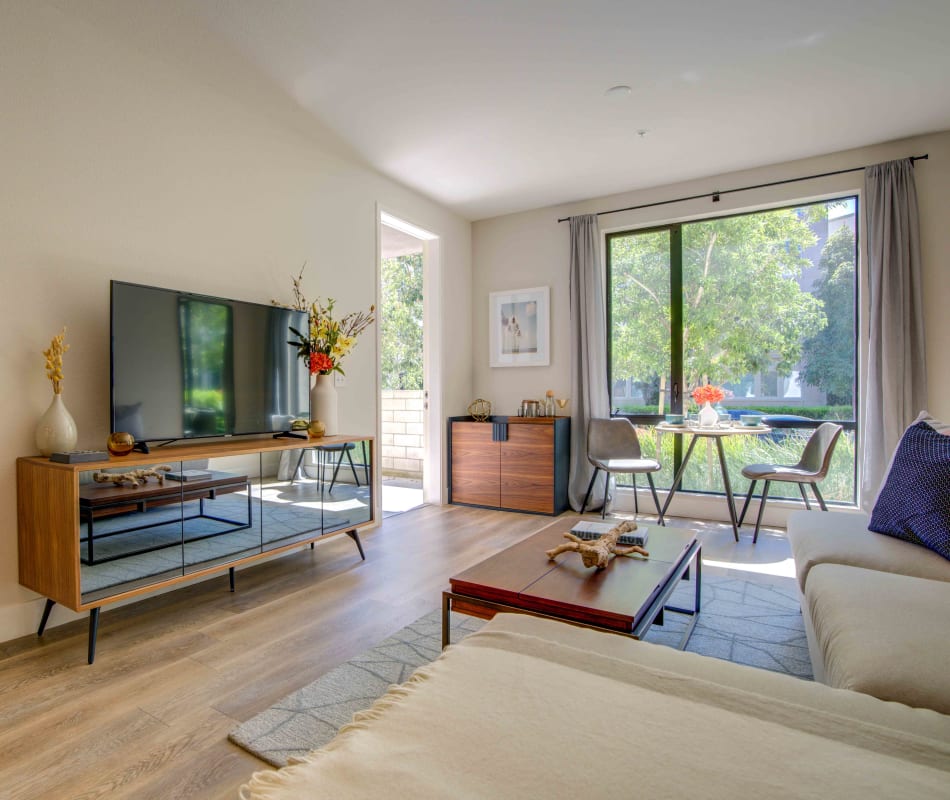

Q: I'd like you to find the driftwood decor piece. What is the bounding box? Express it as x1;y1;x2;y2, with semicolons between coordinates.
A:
545;520;649;570
92;465;172;488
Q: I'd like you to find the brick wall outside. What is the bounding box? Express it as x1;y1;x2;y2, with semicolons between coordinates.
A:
381;390;424;479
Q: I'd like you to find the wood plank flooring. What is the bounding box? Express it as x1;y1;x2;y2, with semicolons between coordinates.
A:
0;505;558;800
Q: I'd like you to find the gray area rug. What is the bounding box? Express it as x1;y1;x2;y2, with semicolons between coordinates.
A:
229;610;487;767
230;572;809;767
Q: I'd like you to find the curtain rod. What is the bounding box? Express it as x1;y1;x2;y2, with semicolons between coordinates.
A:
557;153;929;223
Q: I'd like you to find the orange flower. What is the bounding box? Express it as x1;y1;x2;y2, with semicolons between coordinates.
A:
309;352;334;374
691;384;725;405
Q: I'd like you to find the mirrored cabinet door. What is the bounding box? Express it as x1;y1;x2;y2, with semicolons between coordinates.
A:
258;447;325;551
320;439;372;534
79;460;187;604
180;453;262;574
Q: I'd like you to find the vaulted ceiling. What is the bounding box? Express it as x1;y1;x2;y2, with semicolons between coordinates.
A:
191;0;950;220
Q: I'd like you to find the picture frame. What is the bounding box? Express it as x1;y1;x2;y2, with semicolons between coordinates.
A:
489;286;550;367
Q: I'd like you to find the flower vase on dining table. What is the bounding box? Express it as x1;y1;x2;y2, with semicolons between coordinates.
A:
310;374;338;436
698;401;719;429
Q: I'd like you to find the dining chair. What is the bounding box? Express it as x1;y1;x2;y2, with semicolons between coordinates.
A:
291;442;363;491
580;417;665;524
737;422;843;543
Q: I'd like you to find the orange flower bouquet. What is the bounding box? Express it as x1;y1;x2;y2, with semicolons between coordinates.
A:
691;384;725;405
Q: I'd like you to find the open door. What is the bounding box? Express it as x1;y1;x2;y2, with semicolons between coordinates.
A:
378;211;440;516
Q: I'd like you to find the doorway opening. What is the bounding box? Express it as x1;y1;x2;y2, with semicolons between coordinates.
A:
379;212;438;517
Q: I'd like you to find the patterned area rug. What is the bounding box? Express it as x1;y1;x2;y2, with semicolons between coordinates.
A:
229;571;809;767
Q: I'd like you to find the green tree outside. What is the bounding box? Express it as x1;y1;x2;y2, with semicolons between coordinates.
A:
799;226;856;405
380;252;424;390
611;208;827;405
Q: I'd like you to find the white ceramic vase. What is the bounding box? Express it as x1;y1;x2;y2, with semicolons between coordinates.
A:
698;401;719;429
310;373;339;436
36;393;78;456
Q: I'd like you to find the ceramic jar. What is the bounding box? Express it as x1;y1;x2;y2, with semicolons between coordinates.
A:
35;393;78;456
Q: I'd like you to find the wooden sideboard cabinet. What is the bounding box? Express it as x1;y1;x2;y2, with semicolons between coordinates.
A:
448;416;570;515
17;435;374;663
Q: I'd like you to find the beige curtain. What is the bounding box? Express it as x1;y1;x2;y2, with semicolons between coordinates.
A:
861;158;927;506
568;214;610;510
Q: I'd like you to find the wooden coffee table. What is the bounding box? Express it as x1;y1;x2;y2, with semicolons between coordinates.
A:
443;521;701;649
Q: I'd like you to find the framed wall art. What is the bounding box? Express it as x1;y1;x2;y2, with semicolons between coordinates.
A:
489;286;550;367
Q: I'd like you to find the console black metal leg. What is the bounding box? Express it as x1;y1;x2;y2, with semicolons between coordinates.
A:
37;598;55;636
88;607;100;665
229;567;235;592
345;529;366;560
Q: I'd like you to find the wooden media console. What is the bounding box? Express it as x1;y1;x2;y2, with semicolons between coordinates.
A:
17;434;375;663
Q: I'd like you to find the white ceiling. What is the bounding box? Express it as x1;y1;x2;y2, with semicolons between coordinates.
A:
190;0;950;220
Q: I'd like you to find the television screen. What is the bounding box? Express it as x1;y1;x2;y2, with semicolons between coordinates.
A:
111;281;310;442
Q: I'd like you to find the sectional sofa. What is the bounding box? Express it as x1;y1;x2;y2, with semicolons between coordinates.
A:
786;509;950;714
240;612;950;799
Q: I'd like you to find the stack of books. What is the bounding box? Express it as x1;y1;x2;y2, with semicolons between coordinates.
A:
570;520;648;547
166;469;213;482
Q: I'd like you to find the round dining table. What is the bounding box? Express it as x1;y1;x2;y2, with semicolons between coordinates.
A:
655;422;772;540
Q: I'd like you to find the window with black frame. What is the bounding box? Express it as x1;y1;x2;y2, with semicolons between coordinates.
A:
607;197;858;504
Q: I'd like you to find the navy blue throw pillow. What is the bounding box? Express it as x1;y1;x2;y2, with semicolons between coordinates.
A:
869;420;950;560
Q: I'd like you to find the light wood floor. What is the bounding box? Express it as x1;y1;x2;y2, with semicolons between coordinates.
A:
0;505;792;799
0;505;563;800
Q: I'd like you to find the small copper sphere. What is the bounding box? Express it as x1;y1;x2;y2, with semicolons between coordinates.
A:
107;431;135;456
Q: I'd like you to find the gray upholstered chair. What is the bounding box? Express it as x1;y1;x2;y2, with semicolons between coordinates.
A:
580;417;665;524
737;422;844;542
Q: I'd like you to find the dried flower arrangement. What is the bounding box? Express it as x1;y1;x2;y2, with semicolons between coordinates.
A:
43;327;69;395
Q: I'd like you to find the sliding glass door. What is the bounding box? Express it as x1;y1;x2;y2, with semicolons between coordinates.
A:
607;198;858;503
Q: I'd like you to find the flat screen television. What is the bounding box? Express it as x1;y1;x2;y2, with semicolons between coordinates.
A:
110;281;310;445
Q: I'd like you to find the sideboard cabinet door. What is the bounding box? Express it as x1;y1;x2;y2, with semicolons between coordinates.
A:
500;423;555;514
450;422;500;507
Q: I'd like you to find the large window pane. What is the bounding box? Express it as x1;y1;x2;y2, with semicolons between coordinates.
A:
608;198;857;504
609;229;672;415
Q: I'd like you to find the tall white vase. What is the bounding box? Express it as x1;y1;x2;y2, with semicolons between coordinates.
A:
35;393;78;456
310;374;339;436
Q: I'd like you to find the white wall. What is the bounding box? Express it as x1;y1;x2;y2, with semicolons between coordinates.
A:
472;130;950;517
0;1;472;642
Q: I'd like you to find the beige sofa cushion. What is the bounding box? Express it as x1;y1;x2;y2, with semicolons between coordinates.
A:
806;564;950;714
787;510;950;592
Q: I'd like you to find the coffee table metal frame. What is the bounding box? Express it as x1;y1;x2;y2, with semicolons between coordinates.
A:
442;539;701;650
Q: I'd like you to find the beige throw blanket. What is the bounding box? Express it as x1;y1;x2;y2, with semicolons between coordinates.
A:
242;625;950;799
